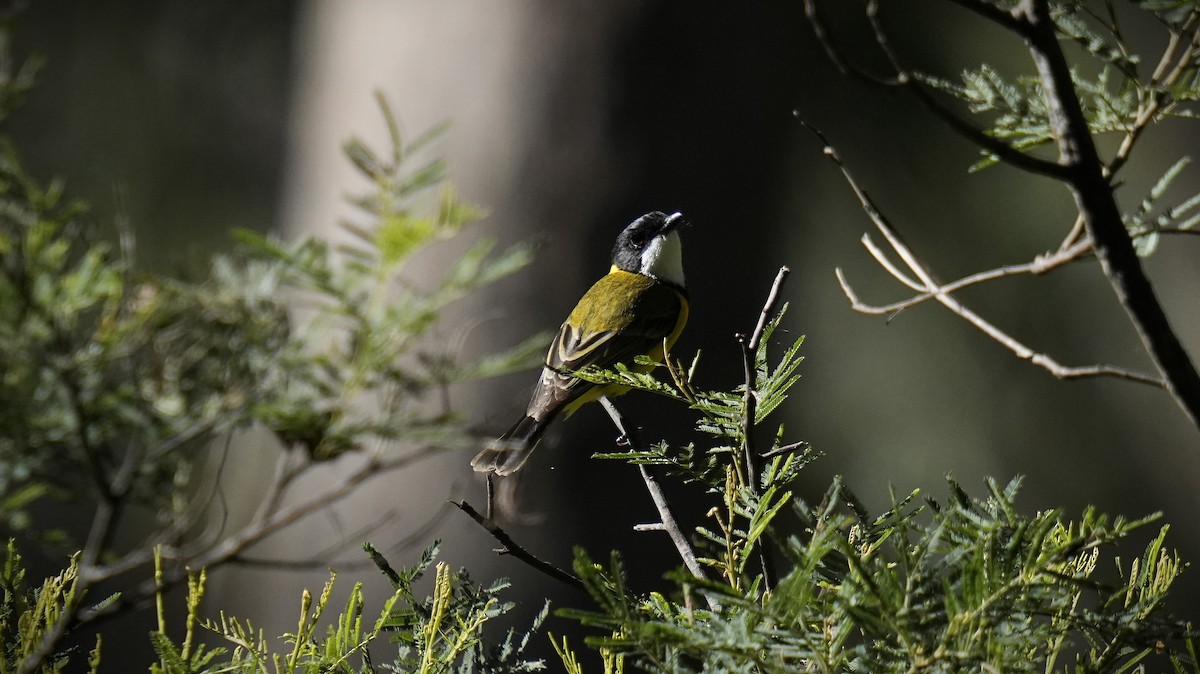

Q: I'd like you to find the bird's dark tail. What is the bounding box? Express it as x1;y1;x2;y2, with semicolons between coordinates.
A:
471;415;552;476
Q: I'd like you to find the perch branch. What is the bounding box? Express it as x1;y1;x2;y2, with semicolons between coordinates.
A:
453;500;584;591
599;396;717;609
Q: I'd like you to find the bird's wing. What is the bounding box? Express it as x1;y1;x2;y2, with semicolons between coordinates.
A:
523;274;682;420
553;272;681;370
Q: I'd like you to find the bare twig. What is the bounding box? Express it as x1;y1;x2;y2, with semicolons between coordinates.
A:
77;446;441;627
1059;214;1088;251
736;267;790;589
761;440;811;459
452;500;583;591
836;237;1092;319
812;125;1164;389
230;501;451;572
598;396;716;604
804;0;1200;418
748;267;791;351
1147;227;1200;239
800;0;898;86
860;232;923;292
184;450;437;571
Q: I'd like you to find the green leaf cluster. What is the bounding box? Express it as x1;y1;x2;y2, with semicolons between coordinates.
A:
4;6;1199;674
558;477;1194;673
1125;156;1200;255
215;96;537;461
0;90;543;546
0;14;547;669
1;540;104;674
558;296;1194;673
582;303;815;591
916;2;1200;257
139;543;547;674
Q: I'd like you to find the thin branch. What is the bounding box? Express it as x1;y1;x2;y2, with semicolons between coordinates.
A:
800;0;899;86
1108;13;1200;177
231;502;451;572
453;500;583;591
800;1;1070;180
1060;214;1087;251
19;367;126;673
814;126;1165;389
186;450;437;570
77;446;441;627
1151;227;1200;238
943;0;1027;34
736;267;789;589
761;440;811;459
252;448;308;528
837;237;1092;318
86;434;240;583
748;267;791;351
598;396;715;602
861;232;924;291
906;83;1072;180
866;0;1072;180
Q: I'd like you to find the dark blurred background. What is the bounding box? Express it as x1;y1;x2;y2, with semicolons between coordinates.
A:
10;0;1200;668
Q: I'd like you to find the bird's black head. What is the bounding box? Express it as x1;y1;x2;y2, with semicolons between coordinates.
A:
610;211;686;287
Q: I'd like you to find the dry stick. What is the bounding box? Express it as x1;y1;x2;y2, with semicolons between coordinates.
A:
836;237;1092;319
878;0;1200;421
735;267;790;590
748;267;792;355
452;500;584;591
807;125;1165;389
803;0;1194;396
598;396;719;611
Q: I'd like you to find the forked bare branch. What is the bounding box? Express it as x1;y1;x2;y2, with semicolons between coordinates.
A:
809;124;1164;388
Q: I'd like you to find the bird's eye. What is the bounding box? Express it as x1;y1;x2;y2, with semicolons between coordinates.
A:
628;233;647;248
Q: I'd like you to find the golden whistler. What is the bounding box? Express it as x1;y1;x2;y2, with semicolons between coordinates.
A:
472;211;689;476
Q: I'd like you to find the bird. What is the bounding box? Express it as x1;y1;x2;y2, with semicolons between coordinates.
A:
472;210;689;476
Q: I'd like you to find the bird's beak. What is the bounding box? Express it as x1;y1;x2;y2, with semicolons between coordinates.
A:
662;212;686;234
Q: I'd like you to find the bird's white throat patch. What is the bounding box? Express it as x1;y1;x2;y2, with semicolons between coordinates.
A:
639;230;685;287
